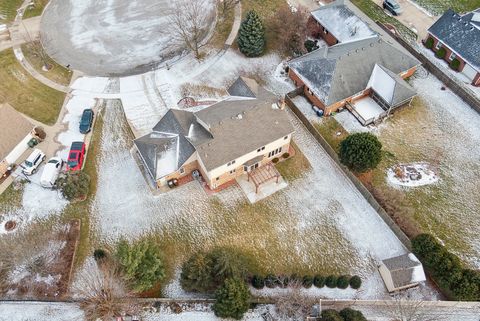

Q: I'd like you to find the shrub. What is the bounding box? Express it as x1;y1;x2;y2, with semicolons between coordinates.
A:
321;309;343;321
251;275;265;289
180;252;214;292
325;275;337;288
272;157;279;163
340;308;367;321
213;277;251;320
336;275;350;289
349;275;362;289
424;37;434;49
314;275;325;288
278;275;289;288
282;152;290;159
412;233;480;301
435;47;446;59
302;275;314;288
265;274;277;288
339;133;382;172
93;249;107;261
304;39;319;52
450;58;460;70
58;171;90;201
115;238;165;292
237;10;265;57
208;247;251;287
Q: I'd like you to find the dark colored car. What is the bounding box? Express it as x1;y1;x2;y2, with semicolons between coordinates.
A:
79;109;94;134
66;141;86;171
383;0;402;15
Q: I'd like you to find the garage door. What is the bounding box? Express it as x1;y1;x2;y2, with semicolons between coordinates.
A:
462;63;477;81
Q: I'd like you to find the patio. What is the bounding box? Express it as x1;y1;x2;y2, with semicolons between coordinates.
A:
236;163;288;203
349;96;386;125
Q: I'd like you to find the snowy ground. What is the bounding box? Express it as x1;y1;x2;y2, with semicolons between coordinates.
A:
40;0;216;76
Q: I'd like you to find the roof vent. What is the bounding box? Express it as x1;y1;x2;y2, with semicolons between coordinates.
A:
370;43;374;47
355;49;359;53
237;114;243;119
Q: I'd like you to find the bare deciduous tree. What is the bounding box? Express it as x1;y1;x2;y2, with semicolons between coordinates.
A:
275;279;316;320
386;294;447;321
218;0;237;16
270;5;309;56
167;0;216;59
74;260;137;321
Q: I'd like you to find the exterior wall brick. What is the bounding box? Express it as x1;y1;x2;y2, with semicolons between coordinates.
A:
157;159;200;188
428;33;466;72
473;72;480;87
307;16;338;46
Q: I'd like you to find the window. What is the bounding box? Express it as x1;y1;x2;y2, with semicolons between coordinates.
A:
257;146;265;152
269;147;283;158
243;166;248;172
227;160;236;166
179;167;185;174
307;87;312;95
324;29;329;35
435;41;442;50
284;135;288;140
216;177;220;181
229;169;236;174
449;52;457;61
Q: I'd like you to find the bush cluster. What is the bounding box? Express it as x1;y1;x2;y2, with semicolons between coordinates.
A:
450;58;460;70
321;308;367;321
304;39;319;52
435;47;446;59
424;37;434;49
58;171;90;201
339;133;382;173
250;274;361;290
180;247;251;293
412;234;480;301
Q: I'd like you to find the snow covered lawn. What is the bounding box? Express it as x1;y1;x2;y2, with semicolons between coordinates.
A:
90;99;437;299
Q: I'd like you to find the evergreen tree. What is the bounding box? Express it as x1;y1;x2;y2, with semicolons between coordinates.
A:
320;309;343;321
339;132;382;172
180;252;214;292
213;277;251;320
340;308;368;321
237;10;265;57
208;247;250;287
115;238;165;292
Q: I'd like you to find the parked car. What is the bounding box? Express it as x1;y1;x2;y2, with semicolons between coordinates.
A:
40;157;64;188
79;109;94;134
383;0;402;15
22;149;45;175
66;142;86;171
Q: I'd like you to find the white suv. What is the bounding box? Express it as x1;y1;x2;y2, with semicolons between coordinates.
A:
22;149;46;175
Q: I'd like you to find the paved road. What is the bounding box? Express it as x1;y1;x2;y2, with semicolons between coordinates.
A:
372;0;437;41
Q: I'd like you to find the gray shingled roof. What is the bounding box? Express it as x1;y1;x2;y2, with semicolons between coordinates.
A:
428;8;480;71
311;2;377;43
227;76;259;98
136;78;295;177
289;36;420;106
382;253;426;289
377;65;417;107
0;104;33;160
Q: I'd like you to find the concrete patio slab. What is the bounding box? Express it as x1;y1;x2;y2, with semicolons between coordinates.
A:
236;174;288;204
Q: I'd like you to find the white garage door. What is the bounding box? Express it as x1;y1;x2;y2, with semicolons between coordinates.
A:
462;63;477;81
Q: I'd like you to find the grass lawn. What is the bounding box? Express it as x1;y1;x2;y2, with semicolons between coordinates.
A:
314;117;348;152
276;141;311;182
0;49;65;125
241;0;289;53
21;41;72;86
411;0;480;15
0;0;23;23
351;0;418;42
209;3;236;49
22;0;49;19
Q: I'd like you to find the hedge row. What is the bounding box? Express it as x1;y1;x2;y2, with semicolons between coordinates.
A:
412;234;480;301
251;274;361;290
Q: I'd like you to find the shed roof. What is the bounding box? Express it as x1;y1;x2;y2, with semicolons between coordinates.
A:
0;104;33;160
428;9;480;71
382;253;426;289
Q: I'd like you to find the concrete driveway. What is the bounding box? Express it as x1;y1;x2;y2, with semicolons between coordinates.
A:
372;0;438;41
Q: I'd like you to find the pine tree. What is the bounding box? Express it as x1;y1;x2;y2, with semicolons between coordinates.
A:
213;277;251;320
180;252;214;292
237;10;265;57
115;238;165;292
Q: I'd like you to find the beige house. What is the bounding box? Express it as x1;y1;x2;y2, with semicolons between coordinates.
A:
134;77;294;190
0;104;35;177
379;253;426;293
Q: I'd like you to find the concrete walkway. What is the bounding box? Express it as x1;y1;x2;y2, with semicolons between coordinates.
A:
225;1;242;47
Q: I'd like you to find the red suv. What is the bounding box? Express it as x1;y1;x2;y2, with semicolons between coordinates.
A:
66;141;86;171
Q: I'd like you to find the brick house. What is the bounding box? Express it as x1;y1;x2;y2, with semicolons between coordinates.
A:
288;0;421;125
134;77;294;190
425;8;480;86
